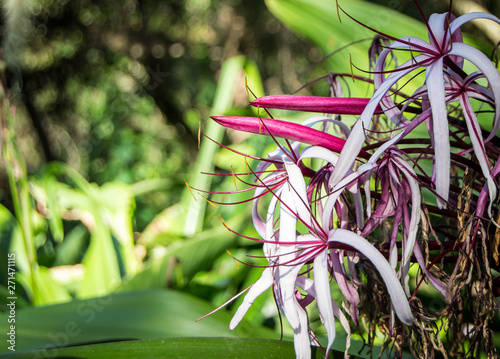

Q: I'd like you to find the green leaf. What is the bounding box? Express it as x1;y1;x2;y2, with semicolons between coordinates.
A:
266;0;428;57
183;56;265;236
0;205;27;275
30;266;72;305
52;224;88;267
265;0;428;96
0;289;278;355
97;182;140;276
138;203;186;246
0;205;41;305
121;225;238;290
0;337;357;359
34;164;140;298
76;218;121;298
31;175;65;243
245;59;266;104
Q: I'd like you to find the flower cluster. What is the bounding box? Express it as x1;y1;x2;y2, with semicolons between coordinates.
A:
203;6;500;359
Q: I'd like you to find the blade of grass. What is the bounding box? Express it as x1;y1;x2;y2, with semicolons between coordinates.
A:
183;56;265;236
1;85;41;304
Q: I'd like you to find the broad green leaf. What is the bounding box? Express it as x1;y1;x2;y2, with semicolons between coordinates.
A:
52;224;88;267
98;182;140;275
0;289;278;354
30;266;72;306
138;203;186;246
0;337;354;359
76;216;121;298
121;225;238;291
33;164;140;298
265;0;428;96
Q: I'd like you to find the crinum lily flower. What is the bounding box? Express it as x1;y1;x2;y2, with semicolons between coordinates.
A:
332;8;500;209
198;3;500;358
228;147;414;359
209;114;415;358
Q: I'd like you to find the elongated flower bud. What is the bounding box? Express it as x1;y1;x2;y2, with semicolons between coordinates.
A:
212;115;357;155
250;95;380;115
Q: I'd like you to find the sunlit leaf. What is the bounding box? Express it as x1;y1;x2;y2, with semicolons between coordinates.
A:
0;289;279;355
183;56;266;236
265;0;428;97
30;266;72;305
0;337;356;359
121;226;238;290
76;217;121;299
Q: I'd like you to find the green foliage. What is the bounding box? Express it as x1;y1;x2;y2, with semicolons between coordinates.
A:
120;225;239;291
0;338;356;359
1;16;283;352
7;162;140;300
0;290;280;355
1;0;499;357
183;55;260;236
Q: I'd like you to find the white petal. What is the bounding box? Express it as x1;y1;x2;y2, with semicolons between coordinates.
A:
230;268;274;330
450;12;500;34
459;95;497;215
253;176;282;239
284;160;312;227
313;249;336;355
330;120;366;187
374;52;430;125
393;155;421;267
296;275;351;358
427;13;450;47
277;184;301;329
327;229;414;325
278;263;304;330
264;189;281;258
299;146;339;166
293;300;312;359
449;42;500;142
321;188;343;233
426;58;450;207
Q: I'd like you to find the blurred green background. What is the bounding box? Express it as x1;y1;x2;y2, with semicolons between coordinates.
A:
0;0;498;357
